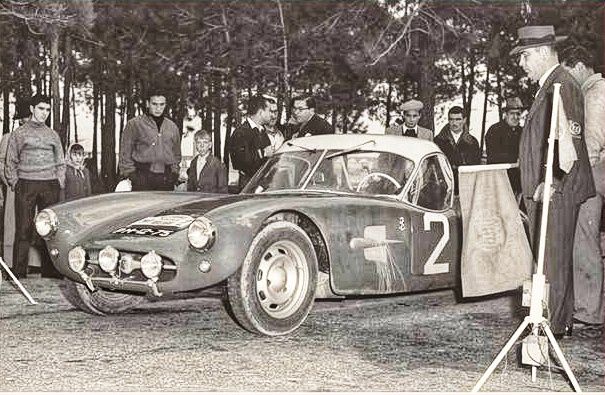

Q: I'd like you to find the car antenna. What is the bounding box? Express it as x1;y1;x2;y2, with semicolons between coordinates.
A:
325;139;376;160
285;141;316;152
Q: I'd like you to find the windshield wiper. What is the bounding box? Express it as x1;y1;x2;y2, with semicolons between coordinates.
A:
325;140;376;160
285;141;317;152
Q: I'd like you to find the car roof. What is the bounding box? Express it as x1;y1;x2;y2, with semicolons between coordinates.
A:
278;134;442;163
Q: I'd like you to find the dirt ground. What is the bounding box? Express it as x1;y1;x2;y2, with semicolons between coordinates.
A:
0;276;603;392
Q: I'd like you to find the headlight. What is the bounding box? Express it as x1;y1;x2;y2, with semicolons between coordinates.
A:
187;216;216;250
68;246;87;272
35;209;58;238
140;251;162;279
98;246;119;273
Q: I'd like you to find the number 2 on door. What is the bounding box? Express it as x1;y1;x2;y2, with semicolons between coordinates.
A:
423;212;450;275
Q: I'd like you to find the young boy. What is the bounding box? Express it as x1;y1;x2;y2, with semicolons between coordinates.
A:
186;130;228;193
63;143;92;201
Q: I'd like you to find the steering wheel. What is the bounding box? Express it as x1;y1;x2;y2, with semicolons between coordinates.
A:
356;172;401;193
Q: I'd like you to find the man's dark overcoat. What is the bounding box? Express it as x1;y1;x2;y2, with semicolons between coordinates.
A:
186;154;228;194
434;125;481;193
295;114;334;137
519;65;595;335
485;120;523;194
229;120;270;188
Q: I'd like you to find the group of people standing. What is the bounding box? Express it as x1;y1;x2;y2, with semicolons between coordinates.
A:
0;94;91;279
383;25;604;337
116;92;334;194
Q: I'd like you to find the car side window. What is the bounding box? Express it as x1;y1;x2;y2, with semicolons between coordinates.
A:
407;155;453;210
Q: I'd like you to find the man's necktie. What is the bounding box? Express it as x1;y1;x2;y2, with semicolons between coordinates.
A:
405;128;417;137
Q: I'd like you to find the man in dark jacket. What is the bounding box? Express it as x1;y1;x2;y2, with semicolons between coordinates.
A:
512;25;595;337
434;106;481;193
291;96;334;137
485;97;524;194
187;130;228;194
119;88;181;191
229;95;273;190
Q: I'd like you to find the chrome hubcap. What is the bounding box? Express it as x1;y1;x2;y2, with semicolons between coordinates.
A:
256;240;309;319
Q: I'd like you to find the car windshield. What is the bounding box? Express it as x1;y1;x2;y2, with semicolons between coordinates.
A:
306;150;414;196
243;151;324;193
245;149;415;197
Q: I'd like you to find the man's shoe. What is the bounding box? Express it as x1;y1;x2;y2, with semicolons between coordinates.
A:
553;325;573;340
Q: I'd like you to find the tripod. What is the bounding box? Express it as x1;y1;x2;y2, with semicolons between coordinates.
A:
472;83;581;392
0;257;38;305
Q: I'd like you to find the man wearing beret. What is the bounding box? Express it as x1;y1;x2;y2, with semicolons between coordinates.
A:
512;25;595;338
385;99;433;141
485;97;525;194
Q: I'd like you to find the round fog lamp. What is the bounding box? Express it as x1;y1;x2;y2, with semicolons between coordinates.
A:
68;246;87;272
187;216;216;250
35;209;58;238
140;251;163;279
98;246;120;273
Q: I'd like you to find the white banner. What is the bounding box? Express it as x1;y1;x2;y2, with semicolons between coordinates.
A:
458;165;532;297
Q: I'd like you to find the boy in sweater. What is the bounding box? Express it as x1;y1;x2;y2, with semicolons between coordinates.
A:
5;94;65;279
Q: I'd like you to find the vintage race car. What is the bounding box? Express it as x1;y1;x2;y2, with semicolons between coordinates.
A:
36;134;463;336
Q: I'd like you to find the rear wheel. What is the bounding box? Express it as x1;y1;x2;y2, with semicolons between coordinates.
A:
59;280;145;315
226;221;318;336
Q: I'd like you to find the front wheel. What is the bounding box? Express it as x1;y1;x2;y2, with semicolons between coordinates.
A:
59;280;145;315
226;221;318;336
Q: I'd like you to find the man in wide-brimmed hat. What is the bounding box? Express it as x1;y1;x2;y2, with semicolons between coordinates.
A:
485;96;525;194
513;25;595;338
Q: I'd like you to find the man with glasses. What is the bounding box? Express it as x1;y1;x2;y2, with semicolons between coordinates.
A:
291;96;334;138
385;99;433;141
485;97;524;194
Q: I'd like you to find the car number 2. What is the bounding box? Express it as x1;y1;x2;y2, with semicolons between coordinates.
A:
422;212;450;275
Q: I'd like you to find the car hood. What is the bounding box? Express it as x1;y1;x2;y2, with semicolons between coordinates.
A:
51;192;253;229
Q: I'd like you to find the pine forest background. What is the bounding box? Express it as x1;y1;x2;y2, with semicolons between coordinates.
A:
0;0;603;192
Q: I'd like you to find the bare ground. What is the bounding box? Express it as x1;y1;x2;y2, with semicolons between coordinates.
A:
0;277;603;392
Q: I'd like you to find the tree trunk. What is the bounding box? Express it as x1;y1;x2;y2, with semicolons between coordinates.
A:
204;80;213;133
49;26;61;133
102;89;117;191
460;59;467;112
72;83;78;142
465;52;476;125
91;81;99;180
2;83;10;135
212;73;222;160
480;65;490;158
61;33;72;147
385;80;393;128
418;38;436;132
276;0;290;104
496;67;503;120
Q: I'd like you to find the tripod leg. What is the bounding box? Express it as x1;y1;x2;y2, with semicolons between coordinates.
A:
472;317;531;392
0;257;38;305
541;323;582;392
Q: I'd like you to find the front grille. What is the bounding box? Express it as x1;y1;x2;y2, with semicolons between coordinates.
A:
85;249;177;283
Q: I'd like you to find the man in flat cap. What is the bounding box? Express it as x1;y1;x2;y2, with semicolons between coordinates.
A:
485;96;525;194
512;25;594;338
386;99;433;141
